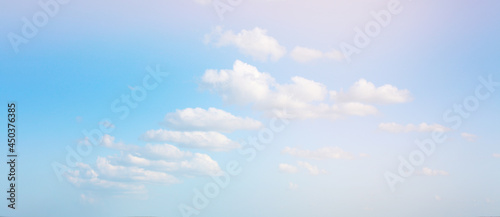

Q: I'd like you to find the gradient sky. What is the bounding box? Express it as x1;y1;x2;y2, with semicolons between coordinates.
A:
1;0;500;217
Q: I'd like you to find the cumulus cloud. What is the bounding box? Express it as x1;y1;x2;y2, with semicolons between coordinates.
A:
290;46;344;63
279;163;298;174
67;135;223;193
461;132;477;142
141;130;240;151
297;161;327;175
205;26;286;61
418;167;449;176
330;79;412;104
282;146;354;160
164;107;262;132
378;122;450;133
201;60;380;119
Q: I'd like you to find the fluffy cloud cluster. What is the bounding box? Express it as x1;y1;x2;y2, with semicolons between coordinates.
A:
205;26;286;61
378;122;450;133
68;106;258;193
66;135;223;193
164;107;262;132
201;60;403;119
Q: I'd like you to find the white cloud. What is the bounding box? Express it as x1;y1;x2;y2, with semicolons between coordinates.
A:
289;182;298;190
141;130;240;151
330;79;412;104
279;163;298;174
297;161;327;175
205;26;286;61
493;153;500;158
282;146;354;160
378;122;450;133
164;107;262;132
290;46;343;63
461;132;477;142
419;167;449;176
201;60;379;119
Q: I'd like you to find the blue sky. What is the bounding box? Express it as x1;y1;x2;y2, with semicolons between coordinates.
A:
1;0;500;216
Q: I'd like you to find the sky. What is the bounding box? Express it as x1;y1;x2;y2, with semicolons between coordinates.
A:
1;0;500;216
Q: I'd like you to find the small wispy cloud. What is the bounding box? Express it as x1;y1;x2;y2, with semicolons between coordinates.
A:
205;26;286;61
290;46;344;63
288;182;298;190
279;163;298;174
297;161;327;175
418;167;449;176
378;122;450;133
461;132;477;142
